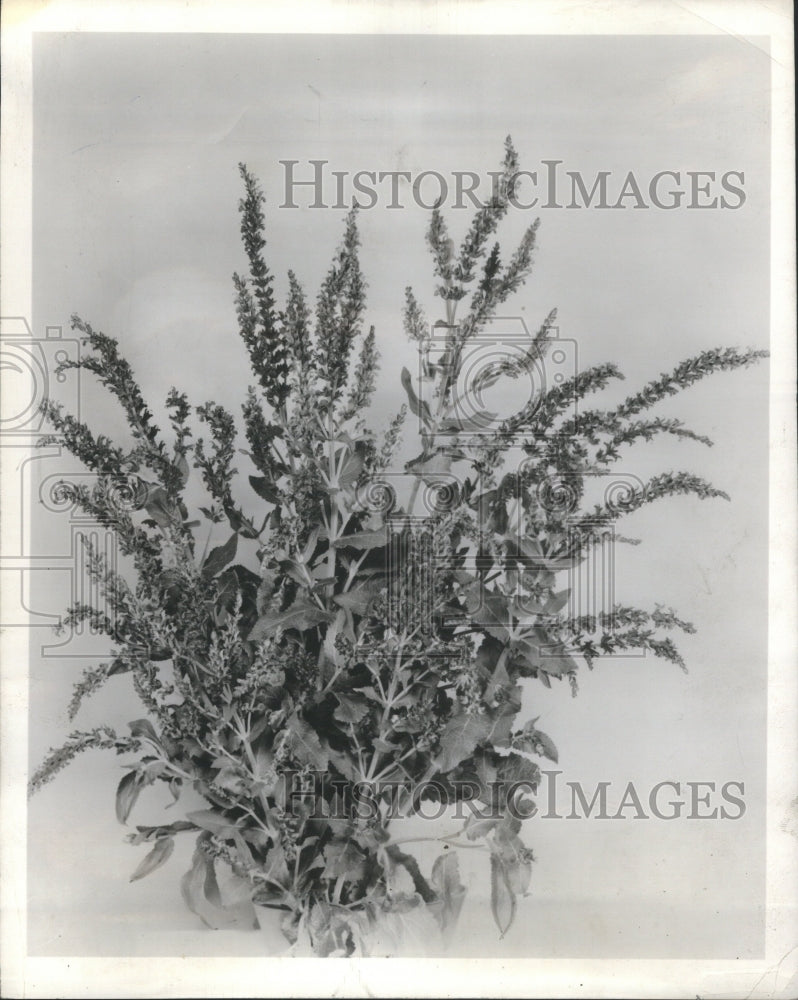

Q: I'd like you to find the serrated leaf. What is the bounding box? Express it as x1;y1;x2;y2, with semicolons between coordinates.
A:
433;708;493;772
202;532;238;578
248;474;281;504
333;694;370;725
248;599;333;640
283;716;329;769
129;835;174;882
490;854;517;937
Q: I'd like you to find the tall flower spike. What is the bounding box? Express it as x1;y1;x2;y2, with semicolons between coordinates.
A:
236;164;290;408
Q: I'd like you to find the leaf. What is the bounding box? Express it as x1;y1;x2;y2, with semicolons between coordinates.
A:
514;720;559;763
186;809;239;837
490;854;517;937
144;486;178;528
332;527;389;551
128;719;161;745
543;588;571;615
129;836;174;882
333;577;384;614
430;852;466;941
463;814;501;841
115;771;142;825
400;366;433;426
248;599;333;641
433;708;493;772
249;474;281;504
202;532;238;578
333;694;370;725
438;411;497;433
180;842;255;930
322;840;367;881
338;442;368;488
283;715;329;769
405;449;453;479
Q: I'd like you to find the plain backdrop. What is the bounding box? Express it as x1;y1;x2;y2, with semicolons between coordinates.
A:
27;32;770;958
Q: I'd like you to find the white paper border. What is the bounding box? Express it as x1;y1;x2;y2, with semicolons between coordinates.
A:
2;2;795;997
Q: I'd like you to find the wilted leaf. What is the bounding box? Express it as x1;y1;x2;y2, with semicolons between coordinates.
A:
129;836;174;882
180;842;255;930
490;854;516;937
202;532;238;578
430;852;466;941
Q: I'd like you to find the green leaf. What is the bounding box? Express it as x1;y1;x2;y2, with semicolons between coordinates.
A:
202;532;238;578
490;854;516;937
129;836;174;882
248;599;333;640
115;771;142;825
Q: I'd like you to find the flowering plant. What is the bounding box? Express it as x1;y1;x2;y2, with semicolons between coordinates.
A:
30;139;766;956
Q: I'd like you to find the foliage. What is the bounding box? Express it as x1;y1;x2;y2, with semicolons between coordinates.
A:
31;139;767;955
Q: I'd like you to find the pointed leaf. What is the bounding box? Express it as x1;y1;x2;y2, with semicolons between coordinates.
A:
248;599;333;640
202;532;239;578
249;475;281;504
115;771;141;825
129;836;175;882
